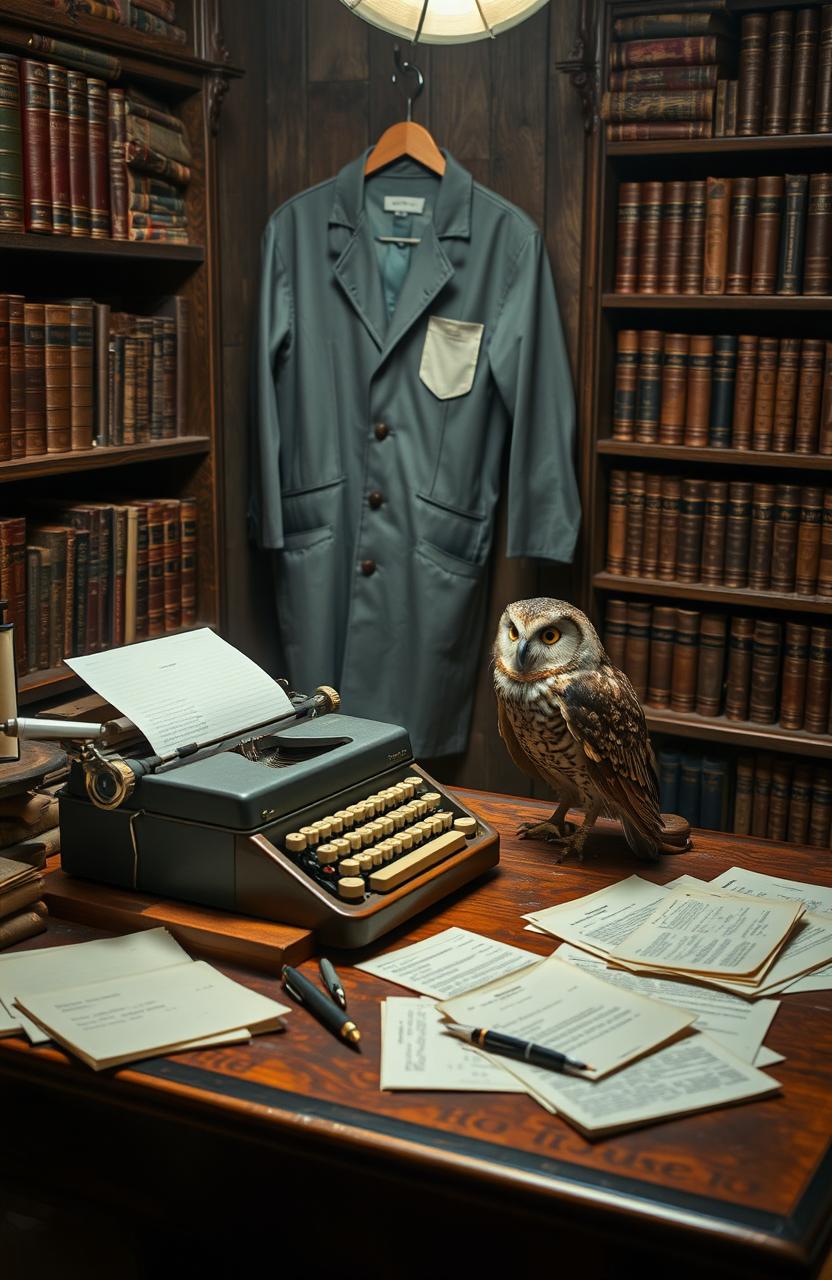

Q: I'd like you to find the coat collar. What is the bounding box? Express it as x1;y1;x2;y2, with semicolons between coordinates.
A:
329;148;473;240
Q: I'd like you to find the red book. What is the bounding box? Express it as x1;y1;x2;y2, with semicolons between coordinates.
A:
107;87;128;240
19;59;51;233
87;77;109;239
66;69;91;237
46;63;70;236
7;294;24;460
0;297;9;462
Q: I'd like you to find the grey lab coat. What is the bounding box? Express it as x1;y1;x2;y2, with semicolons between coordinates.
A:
253;150;579;757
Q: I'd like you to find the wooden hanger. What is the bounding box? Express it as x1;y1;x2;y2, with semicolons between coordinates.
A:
365;47;446;178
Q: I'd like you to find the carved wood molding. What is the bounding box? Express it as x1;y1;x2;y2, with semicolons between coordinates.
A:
554;0;600;135
208;69;230;135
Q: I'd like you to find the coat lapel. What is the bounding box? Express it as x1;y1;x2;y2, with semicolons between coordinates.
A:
379;221;454;362
332;212;386;352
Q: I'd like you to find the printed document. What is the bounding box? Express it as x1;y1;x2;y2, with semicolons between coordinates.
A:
525;876;669;957
705;912;832;996
379;998;525;1093
713;866;832;916
356;927;540;999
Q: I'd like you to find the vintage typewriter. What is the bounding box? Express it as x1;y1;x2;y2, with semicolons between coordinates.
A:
11;686;499;949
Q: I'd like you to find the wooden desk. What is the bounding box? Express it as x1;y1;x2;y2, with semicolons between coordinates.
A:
1;791;831;1279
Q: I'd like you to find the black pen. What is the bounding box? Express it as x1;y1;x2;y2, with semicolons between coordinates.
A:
443;1022;591;1075
319;956;347;1010
282;965;361;1048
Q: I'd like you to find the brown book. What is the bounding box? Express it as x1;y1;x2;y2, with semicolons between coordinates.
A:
670;608;700;713
613;15;733;40
763;9;794;135
737;13;768;137
676;478;706;583
795;338;825;453
795;486;823;596
161;315;176;439
816;5;832;132
122;329;137;445
69;299;93;450
788;6;819;134
768;759;791;842
623;601;652;700
681;180;707;294
725;176;756;294
804;625;832;732
684;334;713;446
726;80;739;136
606;122;714;141
750;176;784;294
657;475;682;580
638;181;663;294
143;500;165;637
818;491;832;597
660;180;686;293
770;483;801;592
751;757;772;838
23;301;46;457
634;331;662;443
604;598;628;670
179;496;197;627
701;480;728;585
606;469;628;574
809;768;832;847
19;59;52;234
747;482;776;590
658;332;688;444
771;337;800;452
624;470;646;575
66;68;90;237
723;482;752;588
0;298;8;462
161;499;182;632
804;173;832;295
721;616;752;721
7;294;24;460
646;605;676;707
703;176;731;294
108;87;127;240
601;92;715;123
44;303;71;454
780;620;809;729
133;316;153;443
714;79;727;138
749;619;782;724
733;755;755;834
609;66;721;91
695;613;727;717
641;473;663;579
28;523;69;666
0;517;27;675
731;334;758;448
174;295;188;436
787;764;813;844
0;904;47;951
819;342;832;455
615;182;641;293
87;77;109;240
751;336;778;451
609;36;733;70
47;63;70;236
93;301;109;446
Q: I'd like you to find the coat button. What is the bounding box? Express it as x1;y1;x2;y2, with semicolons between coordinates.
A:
374;422;390;441
361;559;376;576
368;490;383;510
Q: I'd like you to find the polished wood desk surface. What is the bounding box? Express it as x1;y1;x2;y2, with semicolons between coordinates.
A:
1;790;831;1277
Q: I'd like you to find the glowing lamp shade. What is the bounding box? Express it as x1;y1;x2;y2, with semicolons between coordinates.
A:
339;0;550;44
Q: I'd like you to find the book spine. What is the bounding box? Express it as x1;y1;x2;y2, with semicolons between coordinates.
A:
604;597;628;669
615;184;641;293
731;334;758;448
647;605;676;708
19;60;52;233
125;113;191;165
701;479;728;585
609;66;720;91
641;473;663;578
657;749;681;814
8;517;26;674
623;601;651;700
134;505;149;640
72;530;88;654
726;80;738;136
25;546;39;670
179;496;197;627
634;330;662;443
749;619;782;723
161;316;176;438
0;298;10;462
66;69;91;236
44;303;71;453
637;181;663;293
763;8;794;135
610;36;728;70
681;179;706;294
657;475;682;580
69;300;93;450
750;175;785;294
819;491;832;597
709;333;737;447
788;6;819;134
714;79;727;138
695;613;727;717
700;756;729;831
613;14;730;39
130;8;187;42
737;13;768;136
162;500;182;631
0;55;24;233
733;755;755;834
122;333;136;444
780;621;809;730
151;317;165;440
770;482;801;592
788;763;813;843
132;0;177;24
612;330;638;441
820;343;832;455
795;485;823;595
771;336;800;452
676;478;706;583
803;173;832;295
768;758;792;841
804;625;832;732
677;753;702;827
93;301;109;445
8;295;24;460
751;335;779;451
124;141;190;187
29;32;121;78
670;608;700;713
63;528;75;657
816;5;832;132
725;176;756;295
601;91;715;123
751;756;772;837
658;332;688;444
660;180;686;294
748;482;776;590
624;470;646;575
23;302;46;457
776;173;808;295
724;481;752;588
684;334;713;446
108;87;128;239
809;768;832;846
145;502;165;636
703;176;732;294
47;63;70;236
174;295;188;434
795;337;825;454
87;77;109;239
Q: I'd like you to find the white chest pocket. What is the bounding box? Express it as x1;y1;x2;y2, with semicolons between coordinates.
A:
419;316;484;400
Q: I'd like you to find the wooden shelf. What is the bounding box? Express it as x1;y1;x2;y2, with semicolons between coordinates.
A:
608;134;832;159
0;437;211;485
602;293;832;310
593;572;832;615
0;231;204;262
596;441;832;470
644;707;832;759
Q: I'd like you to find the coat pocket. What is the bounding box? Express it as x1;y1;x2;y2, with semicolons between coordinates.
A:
275;526;338;686
419;316;484;400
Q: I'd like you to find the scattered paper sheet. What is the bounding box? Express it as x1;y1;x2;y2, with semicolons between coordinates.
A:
703;913;832;997
437;953;695;1081
356;927;540;999
713;867;832;916
754;1046;785;1068
65;628;293;756
0;1000;20;1038
379;998;526;1092
785;964;832;995
525;876;669;957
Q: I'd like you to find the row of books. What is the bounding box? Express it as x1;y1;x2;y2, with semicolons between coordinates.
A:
605;599;832;733
611;329;832;455
0;294;188;459
47;0;187;46
657;747;832;847
607;471;832;598
0;53;192;242
615;174;832;296
0;499;197;677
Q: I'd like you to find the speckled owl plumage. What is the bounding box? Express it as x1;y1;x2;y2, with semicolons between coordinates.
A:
492;597;664;862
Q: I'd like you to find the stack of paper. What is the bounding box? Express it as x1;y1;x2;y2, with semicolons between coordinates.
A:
0;854;48;951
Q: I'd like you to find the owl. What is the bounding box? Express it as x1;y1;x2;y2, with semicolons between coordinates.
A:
492;598;664;863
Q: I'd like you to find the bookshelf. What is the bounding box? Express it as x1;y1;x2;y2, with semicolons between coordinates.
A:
0;0;239;707
572;0;832;842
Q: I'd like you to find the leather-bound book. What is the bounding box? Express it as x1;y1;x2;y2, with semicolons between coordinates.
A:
93;301;109;445
623;601;652;701
23;302;46;457
768;758;792;841
69;300;93;450
47;63;70;236
725;615;755;719
151;317;164;441
0;55;23;233
624;470;646;575
638;181;664;293
66;69;90;237
763;9;794;135
777;174;808;295
684;334;713;446
657;474;682;580
701;480;728;585
737;13;768;136
601;92;715;123
660;180;686;294
725;176;756;294
733;755;755;834
670;608;700;713
161;316;177;439
7;295;24;460
750;176;784;294
787;764;812;844
86;77;109;239
641;473;663;578
19;60;51;233
795;486;823;595
818;491;832;597
44;302;71;453
658;332;688;444
677;754;702;827
816;6;832;132
748;482;776;590
820;343;832;455
134;315;153;444
749;619;782;724
657;749;681;814
613;15;732;39
676;478;706;583
161;499;182;633
751;756;772;838
809;768;832;847
731;335;758;448
709;334;737;447
604;598;629;669
751;336;778;450
107;86;128;240
634;331;662;442
609;66;720;91
647;605;676;707
611;330;637;440
609;36;733;69
606;122;714;141
134;503;149;641
681;179;707;294
700;757;730;831
606;469;628;574
695;613;727;717
803;174;832;295
804;626;832;733
726;80;739;135
174;294;188;435
770;483;801;592
795;338;825;453
179;496;197;627
780;620;809;729
703;177;732;294
122;328;137;445
771;337;800;451
788;7;819;133
715;79;728;138
0;298;10;463
724;481;752;587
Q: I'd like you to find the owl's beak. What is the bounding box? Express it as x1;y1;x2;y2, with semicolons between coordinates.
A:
516;638;530;670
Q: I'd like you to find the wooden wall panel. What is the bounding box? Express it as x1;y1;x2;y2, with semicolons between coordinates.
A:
217;0;587;792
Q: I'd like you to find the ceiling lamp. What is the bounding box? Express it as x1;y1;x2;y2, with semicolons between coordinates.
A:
339;0;550;44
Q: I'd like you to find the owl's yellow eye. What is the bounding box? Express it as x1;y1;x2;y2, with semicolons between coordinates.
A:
541;627;560;645
508;623;519;642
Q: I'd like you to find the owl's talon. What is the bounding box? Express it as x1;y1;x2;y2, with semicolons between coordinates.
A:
517;821;568;844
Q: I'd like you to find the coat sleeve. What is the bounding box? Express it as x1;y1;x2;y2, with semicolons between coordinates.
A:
487;229;580;564
250;217;294;550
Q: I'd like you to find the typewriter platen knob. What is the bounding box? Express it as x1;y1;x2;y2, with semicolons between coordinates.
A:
315;686;341;715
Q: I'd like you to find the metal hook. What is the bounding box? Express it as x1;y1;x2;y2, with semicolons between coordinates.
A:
392;44;424;123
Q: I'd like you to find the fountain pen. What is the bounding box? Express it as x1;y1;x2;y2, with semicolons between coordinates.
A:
281;965;361;1048
443;1022;590;1074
